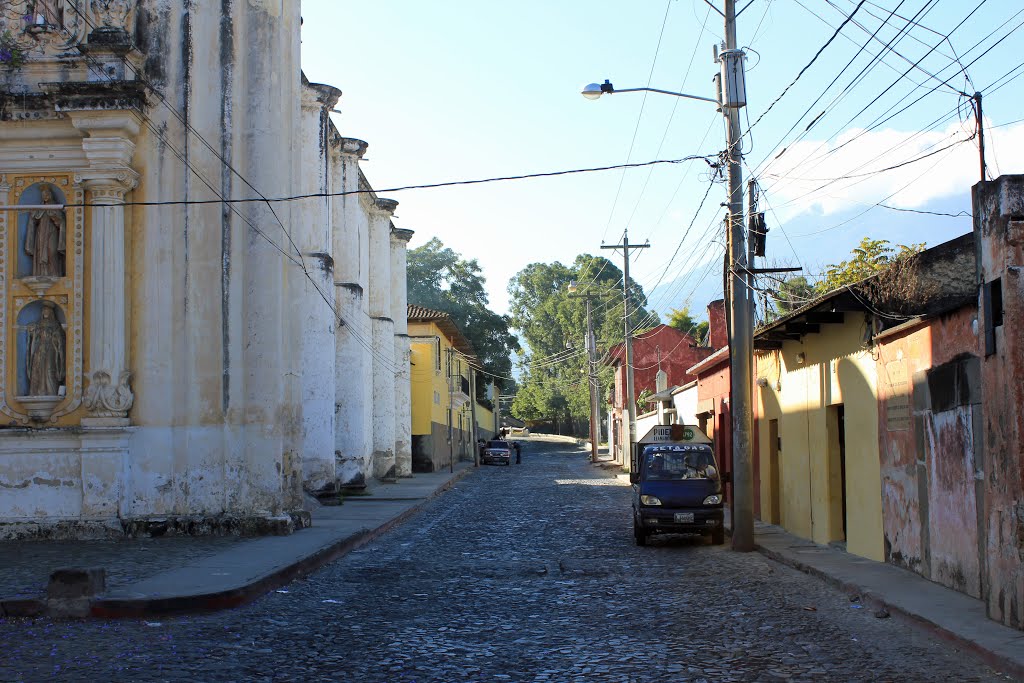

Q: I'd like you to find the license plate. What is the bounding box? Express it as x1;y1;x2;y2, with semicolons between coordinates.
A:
674;513;694;523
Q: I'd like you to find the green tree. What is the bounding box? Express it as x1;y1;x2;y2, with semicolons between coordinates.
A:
507;254;655;432
769;276;816;318
816;238;924;293
666;306;709;345
407;237;519;392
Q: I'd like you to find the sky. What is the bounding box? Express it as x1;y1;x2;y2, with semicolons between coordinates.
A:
300;0;1024;330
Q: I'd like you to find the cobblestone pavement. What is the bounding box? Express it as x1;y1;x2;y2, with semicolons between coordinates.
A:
0;439;1010;682
0;537;245;597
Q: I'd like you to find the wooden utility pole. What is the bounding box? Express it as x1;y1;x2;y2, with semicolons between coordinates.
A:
602;230;649;468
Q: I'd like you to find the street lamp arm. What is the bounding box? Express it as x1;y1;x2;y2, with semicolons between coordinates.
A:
612;87;719;104
581;80;718;105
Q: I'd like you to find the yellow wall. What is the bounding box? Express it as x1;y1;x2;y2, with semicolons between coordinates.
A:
410;321;447;435
476;404;495;435
755;318;884;562
409;320;489;437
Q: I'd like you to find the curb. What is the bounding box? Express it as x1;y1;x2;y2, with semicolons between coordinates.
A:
754;543;1024;680
1;466;474;620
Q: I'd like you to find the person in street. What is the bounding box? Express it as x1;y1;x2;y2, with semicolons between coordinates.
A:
513;441;521;464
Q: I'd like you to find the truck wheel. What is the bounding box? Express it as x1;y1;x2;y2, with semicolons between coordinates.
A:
633;520;648;546
711;527;725;545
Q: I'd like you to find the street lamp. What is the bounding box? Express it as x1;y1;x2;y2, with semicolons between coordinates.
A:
580;79;719;105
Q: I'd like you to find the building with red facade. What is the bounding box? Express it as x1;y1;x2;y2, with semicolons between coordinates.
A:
606;301;727;466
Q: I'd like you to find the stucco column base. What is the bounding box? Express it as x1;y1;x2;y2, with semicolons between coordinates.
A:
79;427;132;519
394;334;412;478
81;416;130;428
371;316;396;481
334;284;372;488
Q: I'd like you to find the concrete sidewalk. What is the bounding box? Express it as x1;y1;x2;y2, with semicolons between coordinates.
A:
1;462;474;619
753;520;1024;679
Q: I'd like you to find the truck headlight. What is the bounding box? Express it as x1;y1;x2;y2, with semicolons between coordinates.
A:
703;494;722;505
640;495;662;506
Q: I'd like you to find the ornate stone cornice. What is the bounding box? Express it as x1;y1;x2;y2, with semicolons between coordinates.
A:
391;228;415;244
374;198;399;216
303;83;342;112
332;136;369;159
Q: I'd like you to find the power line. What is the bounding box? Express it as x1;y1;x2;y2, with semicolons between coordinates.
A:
56;156;715;209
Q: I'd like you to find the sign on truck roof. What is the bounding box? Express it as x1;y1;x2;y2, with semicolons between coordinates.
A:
636;424;712;446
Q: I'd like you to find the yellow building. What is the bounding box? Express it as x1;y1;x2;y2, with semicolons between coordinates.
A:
408;305;494;472
755;302;885;562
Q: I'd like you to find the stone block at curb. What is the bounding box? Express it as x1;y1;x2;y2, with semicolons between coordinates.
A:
47;568;106;600
1;597;45;617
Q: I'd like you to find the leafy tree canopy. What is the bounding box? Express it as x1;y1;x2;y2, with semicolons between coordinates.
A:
507;254;656;430
407;237;519;392
666;306;709;345
817;238;924;293
767;239;925;321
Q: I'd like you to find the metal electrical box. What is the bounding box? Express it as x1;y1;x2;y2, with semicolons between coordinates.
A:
719;48;747;108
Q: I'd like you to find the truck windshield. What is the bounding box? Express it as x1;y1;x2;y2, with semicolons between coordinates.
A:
643;449;718;481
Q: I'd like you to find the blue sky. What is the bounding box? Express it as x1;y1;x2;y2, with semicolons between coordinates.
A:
300;1;1024;326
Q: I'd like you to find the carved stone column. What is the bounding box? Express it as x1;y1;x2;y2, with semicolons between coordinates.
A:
369;198;397;481
67;112;140;427
80;172;137;427
391;227;415;477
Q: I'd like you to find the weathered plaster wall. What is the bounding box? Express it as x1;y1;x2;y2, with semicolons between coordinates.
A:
0;1;415;534
874;308;983;597
973;175;1024;628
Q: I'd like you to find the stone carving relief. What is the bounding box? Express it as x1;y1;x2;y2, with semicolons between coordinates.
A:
0;0;136;55
93;0;132;28
83;369;133;417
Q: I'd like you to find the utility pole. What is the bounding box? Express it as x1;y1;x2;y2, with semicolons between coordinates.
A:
602;230;649;469
447;347;455;473
974;91;986;182
568;285;602;463
721;0;755;551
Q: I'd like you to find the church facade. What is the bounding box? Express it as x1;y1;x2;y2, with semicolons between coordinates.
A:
0;1;412;538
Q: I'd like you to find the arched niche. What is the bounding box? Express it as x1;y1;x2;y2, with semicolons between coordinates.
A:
15;299;67;398
17;182;67;280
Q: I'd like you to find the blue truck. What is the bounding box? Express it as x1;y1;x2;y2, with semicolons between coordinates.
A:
630;424;725;546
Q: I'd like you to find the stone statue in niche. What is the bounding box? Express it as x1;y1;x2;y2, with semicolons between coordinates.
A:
33;0;64;29
26;301;65;396
24;184;66;278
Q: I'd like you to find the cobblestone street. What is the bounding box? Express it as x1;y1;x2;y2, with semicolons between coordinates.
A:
0;439;1009;682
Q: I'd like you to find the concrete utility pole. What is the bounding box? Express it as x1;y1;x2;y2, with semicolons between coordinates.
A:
568;285;602;463
602;230;649;469
721;0;755;551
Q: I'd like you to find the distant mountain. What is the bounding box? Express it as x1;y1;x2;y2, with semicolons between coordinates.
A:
645;193;973;322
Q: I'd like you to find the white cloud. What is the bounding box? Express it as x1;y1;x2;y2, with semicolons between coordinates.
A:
757;119;1024;220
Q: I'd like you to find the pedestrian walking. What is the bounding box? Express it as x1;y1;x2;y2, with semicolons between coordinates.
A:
514;441;521;464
